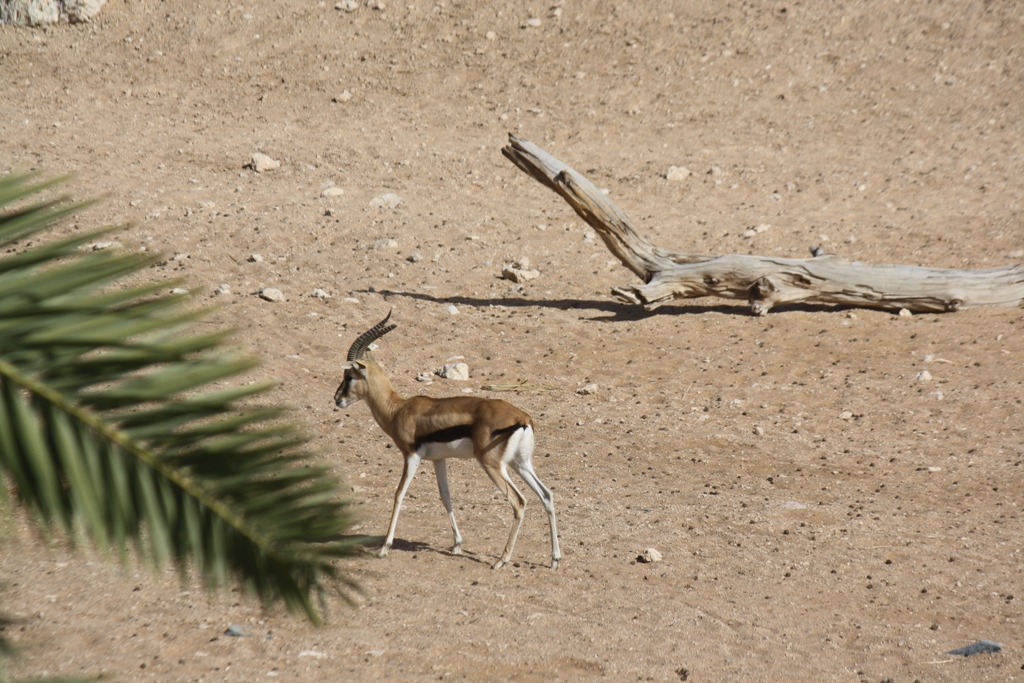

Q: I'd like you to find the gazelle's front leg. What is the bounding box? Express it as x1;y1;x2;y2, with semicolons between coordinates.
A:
432;459;463;555
380;452;422;558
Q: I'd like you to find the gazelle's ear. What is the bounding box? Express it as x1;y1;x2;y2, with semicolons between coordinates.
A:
352;361;368;378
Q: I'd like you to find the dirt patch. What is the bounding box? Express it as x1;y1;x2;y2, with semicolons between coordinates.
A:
1;1;1022;681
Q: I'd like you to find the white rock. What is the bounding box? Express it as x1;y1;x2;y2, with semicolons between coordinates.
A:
321;187;344;197
1007;250;1024;259
446;304;460;315
170;287;189;296
311;288;331;300
406;251;423;263
370;193;402;209
639;548;662;563
898;308;913;317
501;258;540;283
370;237;399;250
839;410;854;420
576;383;599;395
665;165;691;182
915;370;933;382
250;152;280;173
214;284;232;296
753;425;765;436
437;363;470;381
332;89;353;102
522;17;541;27
415;373;434;383
257;287;285;302
248;253;264;263
335;0;358;11
90;240;122;250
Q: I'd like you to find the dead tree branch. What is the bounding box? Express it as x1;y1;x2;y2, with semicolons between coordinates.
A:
502;134;1024;315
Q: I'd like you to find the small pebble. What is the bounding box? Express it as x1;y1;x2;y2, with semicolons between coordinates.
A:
575;383;599;395
311;288;331;300
370;193;402;209
321;187;344;197
406;251;423;262
753;425;765;436
250;152;280;173
332;89;353;102
522;17;541;27
257;287;285;302
248;253;264;263
170;287;189;295
638;548;662;563
213;284;231;296
436;363;469;381
447;304;459;315
224;625;250;637
665;165;691;182
898;308;912;317
915;370;932;382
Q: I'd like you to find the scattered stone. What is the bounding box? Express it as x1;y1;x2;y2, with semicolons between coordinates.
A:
370;237;399;250
485;30;497;40
638;548;662;563
332;89;353;102
406;251;423;263
946;640;1001;657
521;17;541;28
90;240;122;251
502;257;540;283
927;466;942;472
437;363;469;381
369;193;402;209
839;410;854;420
250;152;280;173
446;304;459;315
321;186;344;197
1007;250;1024;260
311;288;331;300
898;308;912;317
324;208;336;216
915;370;933;382
298;650;327;659
582;229;596;243
343;297;360;304
780;500;807;510
576;383;599;395
224;625;251;637
753;425;765;436
213;284;231;296
257;287;285;302
665;165;691;182
335;0;358;11
415;372;434;383
248;253;264;263
366;0;384;9
742;224;771;239
170;287;189;296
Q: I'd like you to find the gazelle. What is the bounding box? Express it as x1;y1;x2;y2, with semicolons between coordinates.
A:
334;312;561;570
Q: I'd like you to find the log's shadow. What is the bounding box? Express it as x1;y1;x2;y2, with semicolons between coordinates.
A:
369;289;872;321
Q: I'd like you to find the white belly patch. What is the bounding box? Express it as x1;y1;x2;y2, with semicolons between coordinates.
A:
420;438;475;461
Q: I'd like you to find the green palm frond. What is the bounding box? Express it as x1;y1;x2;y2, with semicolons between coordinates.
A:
0;172;360;625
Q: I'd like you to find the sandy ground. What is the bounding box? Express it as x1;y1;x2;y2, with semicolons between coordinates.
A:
1;1;1023;681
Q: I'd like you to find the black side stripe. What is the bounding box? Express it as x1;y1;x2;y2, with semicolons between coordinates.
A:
413;423;525;451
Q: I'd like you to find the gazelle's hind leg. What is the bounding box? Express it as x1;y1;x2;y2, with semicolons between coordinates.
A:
508;426;561;569
480;458;527;570
432;459;463;555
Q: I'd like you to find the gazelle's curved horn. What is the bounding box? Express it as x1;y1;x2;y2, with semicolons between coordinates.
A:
347;310;397;362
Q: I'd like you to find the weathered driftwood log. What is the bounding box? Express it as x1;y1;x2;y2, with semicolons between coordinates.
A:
502;135;1024;315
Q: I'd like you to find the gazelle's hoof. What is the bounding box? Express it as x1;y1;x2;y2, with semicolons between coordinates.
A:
550;559;560;570
491;558;508;570
377;546;390;559
450;545;463;556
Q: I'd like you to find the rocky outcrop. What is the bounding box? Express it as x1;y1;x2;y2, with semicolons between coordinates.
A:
0;0;106;26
